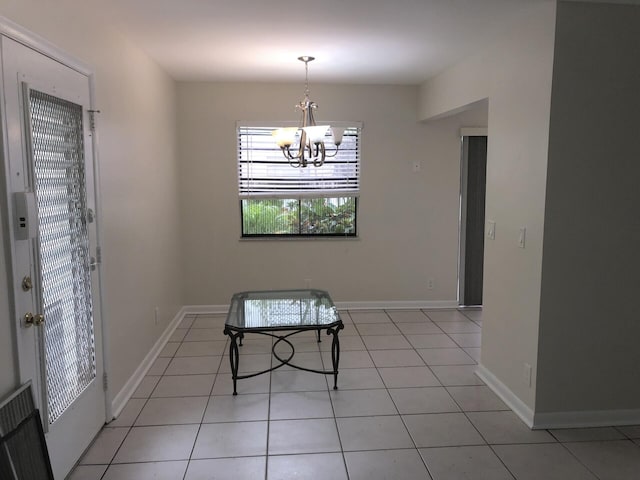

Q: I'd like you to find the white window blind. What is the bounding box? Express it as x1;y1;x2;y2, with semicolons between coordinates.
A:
238;124;361;199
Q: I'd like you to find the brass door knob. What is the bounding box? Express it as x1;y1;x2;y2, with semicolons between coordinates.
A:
24;312;34;327
34;314;45;326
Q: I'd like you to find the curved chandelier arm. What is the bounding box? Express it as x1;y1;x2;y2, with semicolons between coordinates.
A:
286;134;323;168
319;126;345;158
322;143;341;158
287;154;304;168
282;137;307;167
312;142;326;167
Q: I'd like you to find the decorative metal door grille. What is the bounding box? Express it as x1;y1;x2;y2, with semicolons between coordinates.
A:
27;89;96;425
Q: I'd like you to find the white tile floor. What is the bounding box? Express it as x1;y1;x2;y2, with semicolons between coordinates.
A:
69;309;640;480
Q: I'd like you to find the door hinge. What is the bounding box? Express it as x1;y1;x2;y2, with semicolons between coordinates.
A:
90;245;101;271
88;109;101;132
102;372;108;391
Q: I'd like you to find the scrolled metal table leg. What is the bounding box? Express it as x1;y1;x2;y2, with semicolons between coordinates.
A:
327;323;344;390
224;328;243;395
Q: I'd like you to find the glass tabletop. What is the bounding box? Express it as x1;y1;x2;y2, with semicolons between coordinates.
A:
225;289;341;331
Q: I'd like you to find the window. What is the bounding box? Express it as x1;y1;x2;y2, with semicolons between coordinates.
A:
238;123;361;237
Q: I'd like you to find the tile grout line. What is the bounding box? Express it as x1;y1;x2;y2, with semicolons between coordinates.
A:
183;318;228;477
321;311;351;480
182;314;210;479
100;318;179;476
555;439;604;480
264;332;275;480
382;308;447;480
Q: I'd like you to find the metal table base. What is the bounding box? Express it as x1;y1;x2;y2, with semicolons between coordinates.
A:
223;324;344;395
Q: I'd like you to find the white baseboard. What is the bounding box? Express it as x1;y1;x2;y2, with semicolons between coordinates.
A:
475;364;535;428
109;306;186;420
184;300;459;315
183;304;229;315
533;409;640;430
335;300;459;310
476;365;640;430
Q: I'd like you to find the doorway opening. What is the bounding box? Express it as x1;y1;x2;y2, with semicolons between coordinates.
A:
458;132;487;307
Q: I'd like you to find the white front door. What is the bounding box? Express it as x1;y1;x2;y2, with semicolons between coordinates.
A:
1;36;105;479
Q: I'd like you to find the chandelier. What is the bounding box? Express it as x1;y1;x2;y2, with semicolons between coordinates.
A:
272;56;344;168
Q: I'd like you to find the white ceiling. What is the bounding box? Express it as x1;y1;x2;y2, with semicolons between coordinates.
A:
103;0;553;85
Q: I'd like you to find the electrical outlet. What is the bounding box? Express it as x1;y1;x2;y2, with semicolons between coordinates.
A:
304;278;312;288
427;278;435;290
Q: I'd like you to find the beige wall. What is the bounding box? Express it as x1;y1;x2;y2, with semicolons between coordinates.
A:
537;1;640;414
418;1;557;411
0;0;182;399
177;82;486;305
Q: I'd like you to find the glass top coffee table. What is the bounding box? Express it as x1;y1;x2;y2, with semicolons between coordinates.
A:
223;289;344;395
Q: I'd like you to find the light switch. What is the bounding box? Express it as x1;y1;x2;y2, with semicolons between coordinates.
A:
518;227;526;248
487;221;496;240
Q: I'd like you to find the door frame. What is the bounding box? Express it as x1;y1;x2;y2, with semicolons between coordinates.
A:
0;15;112;421
457;127;487;306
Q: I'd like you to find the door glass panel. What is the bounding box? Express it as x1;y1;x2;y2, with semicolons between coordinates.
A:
28;89;96;425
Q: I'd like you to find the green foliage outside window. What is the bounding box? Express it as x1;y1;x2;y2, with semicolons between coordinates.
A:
241;197;357;236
